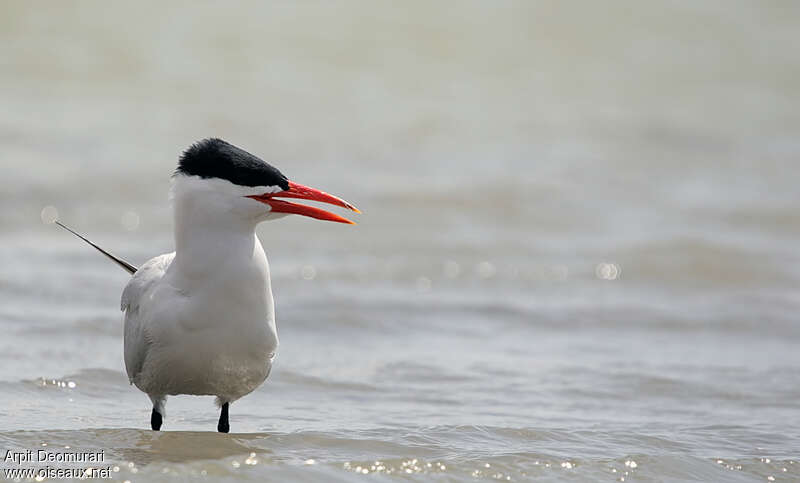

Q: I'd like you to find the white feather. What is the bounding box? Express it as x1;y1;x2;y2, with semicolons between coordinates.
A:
121;174;279;408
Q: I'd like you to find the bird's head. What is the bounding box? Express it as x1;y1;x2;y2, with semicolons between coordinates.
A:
171;138;359;225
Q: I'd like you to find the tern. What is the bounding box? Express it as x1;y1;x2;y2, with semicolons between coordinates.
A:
56;138;359;432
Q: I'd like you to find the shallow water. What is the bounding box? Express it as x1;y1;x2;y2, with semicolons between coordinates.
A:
1;1;800;481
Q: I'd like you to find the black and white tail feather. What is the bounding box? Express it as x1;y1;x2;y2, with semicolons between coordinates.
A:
54;221;138;275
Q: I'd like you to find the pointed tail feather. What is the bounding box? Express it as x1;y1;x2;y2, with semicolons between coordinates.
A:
55;221;138;275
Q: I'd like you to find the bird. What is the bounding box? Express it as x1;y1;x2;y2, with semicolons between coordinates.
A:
55;138;359;432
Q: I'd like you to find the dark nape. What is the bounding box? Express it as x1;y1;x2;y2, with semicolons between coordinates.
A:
151;409;162;431
218;402;230;433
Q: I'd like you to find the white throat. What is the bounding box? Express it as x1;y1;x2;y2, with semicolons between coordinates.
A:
168;175;276;283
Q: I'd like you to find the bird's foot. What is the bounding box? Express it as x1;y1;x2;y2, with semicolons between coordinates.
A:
151;409;162;431
217;402;230;433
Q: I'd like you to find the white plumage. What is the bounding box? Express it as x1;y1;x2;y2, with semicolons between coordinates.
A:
122;175;280;421
56;139;358;432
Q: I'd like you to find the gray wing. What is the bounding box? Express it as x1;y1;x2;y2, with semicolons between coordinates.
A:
121;252;175;384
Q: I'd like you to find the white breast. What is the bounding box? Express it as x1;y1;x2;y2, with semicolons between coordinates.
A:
122;235;278;402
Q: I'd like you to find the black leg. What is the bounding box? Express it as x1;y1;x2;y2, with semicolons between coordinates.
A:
151;408;162;431
218;402;230;433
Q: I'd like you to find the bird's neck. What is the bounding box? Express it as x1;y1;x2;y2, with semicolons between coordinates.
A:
171;199;266;281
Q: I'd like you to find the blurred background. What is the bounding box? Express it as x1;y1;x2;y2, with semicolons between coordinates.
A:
1;2;799;481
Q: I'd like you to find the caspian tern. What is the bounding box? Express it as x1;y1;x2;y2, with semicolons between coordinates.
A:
56;138;359;432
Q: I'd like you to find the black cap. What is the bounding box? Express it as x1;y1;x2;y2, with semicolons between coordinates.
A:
176;138;289;190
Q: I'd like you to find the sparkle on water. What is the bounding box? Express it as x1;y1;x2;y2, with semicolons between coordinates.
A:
301;265;317;280
415;276;432;292
40;205;59;224
442;260;460;279
120;211;140;231
475;261;497;279
596;262;621;280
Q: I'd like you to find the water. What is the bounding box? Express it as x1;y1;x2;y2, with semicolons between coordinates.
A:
1;1;799;481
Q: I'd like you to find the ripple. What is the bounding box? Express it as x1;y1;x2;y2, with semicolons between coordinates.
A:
0;426;796;482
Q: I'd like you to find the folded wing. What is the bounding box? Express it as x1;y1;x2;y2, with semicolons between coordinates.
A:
121;252;176;384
